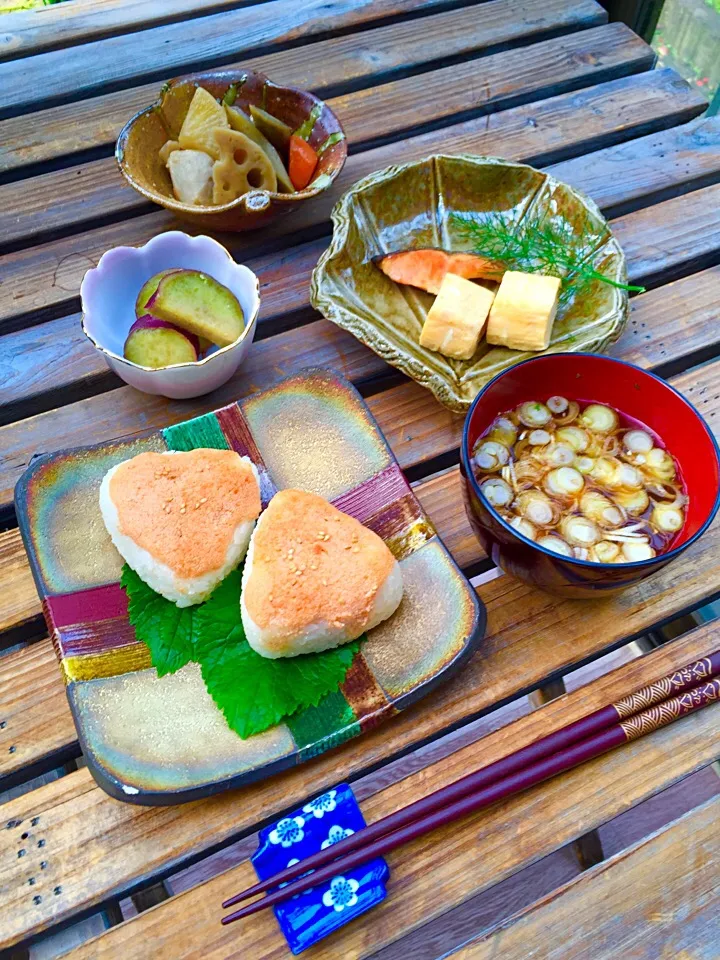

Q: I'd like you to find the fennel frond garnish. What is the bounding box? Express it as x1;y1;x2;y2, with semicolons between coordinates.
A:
451;211;644;303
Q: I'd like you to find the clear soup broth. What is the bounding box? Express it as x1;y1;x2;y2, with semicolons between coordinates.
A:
472;397;687;564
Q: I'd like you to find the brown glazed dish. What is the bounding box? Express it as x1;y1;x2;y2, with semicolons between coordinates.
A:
116;69;347;232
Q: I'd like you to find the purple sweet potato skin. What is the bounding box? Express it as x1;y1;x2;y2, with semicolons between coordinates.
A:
126;315;200;353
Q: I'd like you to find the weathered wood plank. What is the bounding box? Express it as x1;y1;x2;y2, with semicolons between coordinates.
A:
0;0;281;61
4;123;720;423
3;325;720;786
610;266;720;374
0;24;654;251
331;22;653;149
2;179;718;513
0;0;607;173
0;0;474;118
612;185;720;289
0;641;78;786
545;113;720;220
0;527;39;640
452;795;720;959
0;69;705;335
3;625;717;950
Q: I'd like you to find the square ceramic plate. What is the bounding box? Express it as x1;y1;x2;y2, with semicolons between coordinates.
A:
15;370;485;805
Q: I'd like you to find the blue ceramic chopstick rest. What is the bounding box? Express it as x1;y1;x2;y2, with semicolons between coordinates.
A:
252;783;389;953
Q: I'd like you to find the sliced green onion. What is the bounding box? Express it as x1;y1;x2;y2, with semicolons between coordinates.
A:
222;83;238;105
317;131;345;156
294;102;324;141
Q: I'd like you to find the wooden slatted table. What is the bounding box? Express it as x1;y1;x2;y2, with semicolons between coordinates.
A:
1;0;719;955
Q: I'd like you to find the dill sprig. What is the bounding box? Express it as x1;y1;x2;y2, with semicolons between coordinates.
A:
451;211;644;303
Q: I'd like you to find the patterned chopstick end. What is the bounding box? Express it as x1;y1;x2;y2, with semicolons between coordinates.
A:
619;678;720;741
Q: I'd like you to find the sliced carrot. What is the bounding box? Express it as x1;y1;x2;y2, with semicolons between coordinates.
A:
288;134;318;190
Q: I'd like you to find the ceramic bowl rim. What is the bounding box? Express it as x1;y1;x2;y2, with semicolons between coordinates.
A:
80;232;260;374
115;70;347;215
460;352;720;571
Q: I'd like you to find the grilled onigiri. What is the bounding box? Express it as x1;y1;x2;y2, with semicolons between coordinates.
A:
241;489;403;658
100;449;261;606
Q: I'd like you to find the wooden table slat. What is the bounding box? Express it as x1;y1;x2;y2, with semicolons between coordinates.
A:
452;794;720;959
0;0;509;119
3;626;717;951
69;631;720;958
2;117;719;424
2;177;719;516
0;0;607;174
545;113;720;220
0;68;704;336
0;23;654;252
0;0;289;62
1;4;718;953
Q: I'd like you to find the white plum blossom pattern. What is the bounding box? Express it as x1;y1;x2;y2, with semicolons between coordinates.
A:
303;790;338;819
321;825;355;850
322;876;359;913
269;816;305;848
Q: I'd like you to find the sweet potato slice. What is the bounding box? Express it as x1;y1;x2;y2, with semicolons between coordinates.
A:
377;249;504;294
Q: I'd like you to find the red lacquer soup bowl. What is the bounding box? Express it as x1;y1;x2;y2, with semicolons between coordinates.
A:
460;353;720;598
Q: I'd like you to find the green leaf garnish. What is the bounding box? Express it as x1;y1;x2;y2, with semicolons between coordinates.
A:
121;566;196;677
451;211;645;302
122;564;360;739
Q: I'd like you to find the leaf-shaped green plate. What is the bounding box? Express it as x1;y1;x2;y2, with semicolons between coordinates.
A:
310;155;629;412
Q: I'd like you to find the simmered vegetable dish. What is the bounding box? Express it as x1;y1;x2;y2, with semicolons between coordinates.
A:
160;87;323;207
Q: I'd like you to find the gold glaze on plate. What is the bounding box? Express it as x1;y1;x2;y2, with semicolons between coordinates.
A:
242;371;391;500
74;665;296;793
23;435;167;595
362;539;475;701
311;155;628;412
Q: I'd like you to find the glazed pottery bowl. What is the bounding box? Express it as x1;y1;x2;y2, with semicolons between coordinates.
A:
81;231;259;399
116;69;347;232
460;353;720;598
311;155;629;412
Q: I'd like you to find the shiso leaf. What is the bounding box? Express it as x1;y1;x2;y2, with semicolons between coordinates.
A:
121;564;360;738
194;570;360;738
120;565;196;677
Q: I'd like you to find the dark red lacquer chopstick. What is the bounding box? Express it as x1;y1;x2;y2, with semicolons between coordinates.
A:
222;649;720;915
222;672;720;924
